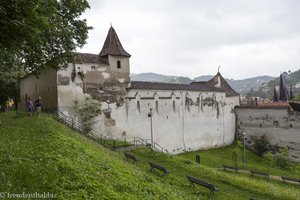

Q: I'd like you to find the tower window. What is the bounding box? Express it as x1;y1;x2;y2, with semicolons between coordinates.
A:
117;60;121;68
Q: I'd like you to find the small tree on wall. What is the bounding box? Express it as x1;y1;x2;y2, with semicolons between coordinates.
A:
232;140;243;168
263;151;274;174
73;96;101;133
253;135;270;156
276;146;290;169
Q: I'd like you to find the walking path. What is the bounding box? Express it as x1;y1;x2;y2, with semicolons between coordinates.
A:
220;168;299;185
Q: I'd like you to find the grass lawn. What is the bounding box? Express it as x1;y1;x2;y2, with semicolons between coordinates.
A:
129;148;300;200
180;144;300;178
0;112;197;199
0;112;299;199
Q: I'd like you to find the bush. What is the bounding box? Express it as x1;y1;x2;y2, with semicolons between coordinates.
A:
232;140;243;168
73;96;101;133
263;152;274;174
275;146;290;169
253;135;270;156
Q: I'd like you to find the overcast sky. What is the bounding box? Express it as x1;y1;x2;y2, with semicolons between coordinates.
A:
78;0;300;79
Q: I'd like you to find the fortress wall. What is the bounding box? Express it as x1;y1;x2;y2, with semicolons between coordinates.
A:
110;89;239;154
235;107;300;161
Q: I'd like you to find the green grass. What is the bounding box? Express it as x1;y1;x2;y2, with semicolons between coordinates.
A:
130;148;300;200
0;112;196;199
100;139;134;149
180;144;300;178
0;112;299;200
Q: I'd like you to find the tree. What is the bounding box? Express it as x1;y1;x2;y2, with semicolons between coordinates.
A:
263;152;274;174
73;97;101;134
0;0;92;105
276;146;290;169
253;135;270;156
273;87;278;102
232;140;243;168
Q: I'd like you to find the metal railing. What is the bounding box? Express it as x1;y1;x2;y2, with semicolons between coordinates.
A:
44;109;168;153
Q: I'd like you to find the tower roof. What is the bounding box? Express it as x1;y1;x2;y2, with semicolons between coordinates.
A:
99;26;131;57
206;72;239;97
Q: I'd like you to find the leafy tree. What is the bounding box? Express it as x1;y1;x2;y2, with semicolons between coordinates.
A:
73;97;101;134
232;140;243;168
263;152;274;174
253;135;270;156
0;0;91;105
276;146;290;169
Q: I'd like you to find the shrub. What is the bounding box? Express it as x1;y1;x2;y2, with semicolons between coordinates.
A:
73;96;101;133
275;146;290;169
253;135;270;156
263;151;274;174
232;140;243;168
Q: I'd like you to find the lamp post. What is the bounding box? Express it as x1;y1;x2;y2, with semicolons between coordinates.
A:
148;108;153;150
243;132;246;166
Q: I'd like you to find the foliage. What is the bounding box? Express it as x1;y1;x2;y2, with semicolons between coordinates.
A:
245;69;300;99
0;0;91;104
294;93;300;101
275;146;290;169
253;135;270;156
231;140;243;168
73;96;101;133
180;143;300;178
263;152;274;174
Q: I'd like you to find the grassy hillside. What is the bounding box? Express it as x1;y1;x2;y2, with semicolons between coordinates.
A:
130;148;300;200
0;112;193;199
180;145;300;178
0;112;299;199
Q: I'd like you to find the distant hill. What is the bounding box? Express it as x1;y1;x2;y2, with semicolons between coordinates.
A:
263;69;300;98
130;73;193;84
268;69;300;88
131;73;275;94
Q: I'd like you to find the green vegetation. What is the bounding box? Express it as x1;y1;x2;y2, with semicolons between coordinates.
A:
263;152;275;174
275;146;291;169
0;112;299;199
73;96;101;133
0;0;91;106
0;112;190;199
131;148;300;200
231;141;243;168
181;144;300;178
253;135;271;156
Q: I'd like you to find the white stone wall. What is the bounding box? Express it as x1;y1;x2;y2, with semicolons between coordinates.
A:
235;107;300;161
55;62;239;154
110;89;239;154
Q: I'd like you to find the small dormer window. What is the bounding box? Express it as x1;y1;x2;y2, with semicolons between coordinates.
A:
91;66;96;70
117;60;121;68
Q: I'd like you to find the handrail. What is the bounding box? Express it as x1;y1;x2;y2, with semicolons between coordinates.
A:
46;109;169;153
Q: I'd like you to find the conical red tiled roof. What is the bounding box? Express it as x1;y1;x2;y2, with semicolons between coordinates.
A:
99;26;131;57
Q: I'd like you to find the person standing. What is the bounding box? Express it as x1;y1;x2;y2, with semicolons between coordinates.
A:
27;97;33;117
35;97;42;116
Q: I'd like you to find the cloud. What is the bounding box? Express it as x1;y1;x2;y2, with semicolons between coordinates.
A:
78;0;300;79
